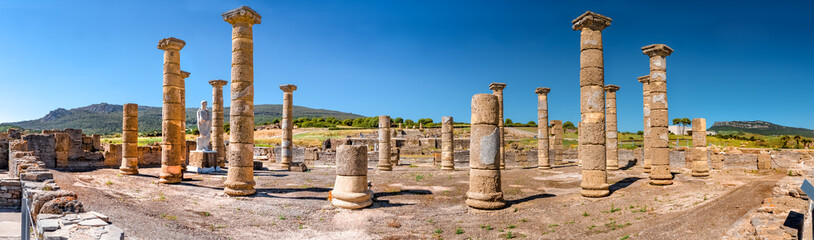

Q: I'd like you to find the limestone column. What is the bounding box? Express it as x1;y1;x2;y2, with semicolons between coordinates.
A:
690;118;710;177
489;82;507;170
550;120;564;165
637;75;652;173
535;88;551;170
223;6;261;196
642;44;674;185
209;79;228;168
120;103;139;175
605;84;620;171
279;84;297;170
157;37;186;184
377;116;392;171
180;71;190;167
440;116;455;171
466;93;505;209
572;11;611;197
331;145;373;209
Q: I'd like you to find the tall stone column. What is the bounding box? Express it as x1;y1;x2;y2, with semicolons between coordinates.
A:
209;79;228;168
120;103;139;175
637;75;652;173
690;118;710;177
158;37;186;184
223;6;261;196
573;11;611;197
489;82;507;170
466;93;505;209
605;84;620;171
535;87;551;170
440;116;455;171
279;84;297;170
642;44;674;185
550;120;564;165
377;116;392;171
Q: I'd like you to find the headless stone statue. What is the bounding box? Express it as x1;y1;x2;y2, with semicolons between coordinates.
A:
197;100;212;151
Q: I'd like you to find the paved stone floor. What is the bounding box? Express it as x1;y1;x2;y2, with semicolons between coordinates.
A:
0;209;21;240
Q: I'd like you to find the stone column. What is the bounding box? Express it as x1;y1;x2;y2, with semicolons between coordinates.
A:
489;82;507;170
180;71;190;172
331;145;373;209
690;118;710;177
120;103;139;175
637;75;652;173
223;6;261;196
157;37;186;184
440;116;455;171
279;84;297;170
605;84;620;171
466;93;505;209
550;120;564;165
535;88;551;170
209;79;228;168
377;116;392;171
573;11;611;197
643;44;674;185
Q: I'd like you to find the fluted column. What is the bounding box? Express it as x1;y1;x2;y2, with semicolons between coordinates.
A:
535;88;551;170
691;118;710;177
489;82;506;170
223;6;261;196
377;116;392;171
440;116;454;170
209;79;228;168
573;11;611;197
466;93;505;209
605;84;620;171
120;103;139;175
279;84;297;170
637;75;652;173
642;44;674;185
157;37;186;184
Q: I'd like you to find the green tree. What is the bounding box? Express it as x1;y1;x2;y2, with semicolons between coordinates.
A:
526;121;537;127
794;135;802;148
405;119;415;126
223;122;230;133
342;119;353;126
505;119;513;125
780;135;790;148
563;121;576;130
393;117;404;124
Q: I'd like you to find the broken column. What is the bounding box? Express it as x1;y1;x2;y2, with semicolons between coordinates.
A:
223;6;261;196
279;84;297;170
605;84;620;171
377;116;392;171
550;120;564;165
440;116;455;171
758;151;771;171
466;93;505;209
157;37;186;184
535;87;551;170
331;145;373;209
690;118;710;177
209;79;228;168
573;11;611;197
638;75;652;173
642;44;674;185
120;103;139;175
489;82;507;170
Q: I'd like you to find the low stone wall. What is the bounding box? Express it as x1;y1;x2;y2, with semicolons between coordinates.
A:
0;178;21;209
0;140;8;170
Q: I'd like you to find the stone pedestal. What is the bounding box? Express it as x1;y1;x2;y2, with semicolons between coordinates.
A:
440;116;455;170
642;44;674;185
187;151;220;173
157;37;186;184
638;75;652;173
535;88;551;170
690;118;710;177
466;94;505;209
605;85;620;171
331;145;373;209
377;116;392;171
489;83;507;170
120;103;139;175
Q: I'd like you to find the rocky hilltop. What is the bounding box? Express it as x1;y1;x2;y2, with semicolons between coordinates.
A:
709;120;814;137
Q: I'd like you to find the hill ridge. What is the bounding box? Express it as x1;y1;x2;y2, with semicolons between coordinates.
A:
709;120;814;137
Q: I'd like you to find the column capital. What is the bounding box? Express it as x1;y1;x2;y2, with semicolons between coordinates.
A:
180;71;190;79
572;11;612;31
489;82;506;91
642;44;674;57
279;84;297;92
157;37;185;51
534;87;551;95
637;75;650;84
223;6;262;25
604;84;620;92
209;79;228;87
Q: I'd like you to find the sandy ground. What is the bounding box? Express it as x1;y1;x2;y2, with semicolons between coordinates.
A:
52;159;780;240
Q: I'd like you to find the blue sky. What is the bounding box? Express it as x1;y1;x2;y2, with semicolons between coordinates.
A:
1;0;812;132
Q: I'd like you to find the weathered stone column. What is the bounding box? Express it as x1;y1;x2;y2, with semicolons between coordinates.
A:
466;93;505;209
440;116;455;171
209;79;228;168
690;118;710;177
489;82;507;170
223;6;261;196
120;103;139;175
605;84;620;171
573;11;611;197
758;151;771;171
377;116;392;171
637;75;652;173
550;120;564;165
643;44;674;185
535;87;551;170
331;145;373;209
180;71;190;170
279;84;297;170
158;37;186;184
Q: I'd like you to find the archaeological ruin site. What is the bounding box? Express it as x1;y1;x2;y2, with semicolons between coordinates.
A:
2;3;813;240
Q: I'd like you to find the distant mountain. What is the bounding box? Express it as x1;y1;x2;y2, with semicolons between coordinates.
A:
709;120;814;137
0;103;364;135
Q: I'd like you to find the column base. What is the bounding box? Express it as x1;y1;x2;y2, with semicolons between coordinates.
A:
691;172;710;178
224;187;256;196
331;190;373;209
581;188;610;198
538;165;552;170
581;169;610;198
465;198;506;210
649;179;674;185
158;166;182;184
377;164;392;171
440;162;455;171
607;165;619;171
649;165;673;185
119;167;138;175
467;169;505;209
224;166;256;196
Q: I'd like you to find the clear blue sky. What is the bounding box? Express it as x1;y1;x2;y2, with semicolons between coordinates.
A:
1;0;812;132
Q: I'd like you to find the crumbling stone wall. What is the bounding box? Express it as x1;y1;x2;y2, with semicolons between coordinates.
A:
0;179;21;209
23;134;56;168
0;140;8;170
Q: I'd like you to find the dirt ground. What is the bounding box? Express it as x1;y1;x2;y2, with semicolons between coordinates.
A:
53;159;781;240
